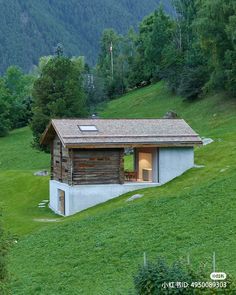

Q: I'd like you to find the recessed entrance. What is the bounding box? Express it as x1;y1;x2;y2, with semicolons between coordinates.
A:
138;152;153;181
124;148;158;183
58;189;65;215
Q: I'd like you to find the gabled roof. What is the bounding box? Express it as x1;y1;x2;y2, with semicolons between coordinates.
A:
40;118;202;148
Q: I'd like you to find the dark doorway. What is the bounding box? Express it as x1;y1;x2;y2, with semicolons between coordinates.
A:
58;189;65;215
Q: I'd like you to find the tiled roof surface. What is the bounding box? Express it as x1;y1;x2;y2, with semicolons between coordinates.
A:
41;119;202;147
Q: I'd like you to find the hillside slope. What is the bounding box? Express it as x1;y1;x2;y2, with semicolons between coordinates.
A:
5;82;236;294
0;0;171;73
0;127;55;235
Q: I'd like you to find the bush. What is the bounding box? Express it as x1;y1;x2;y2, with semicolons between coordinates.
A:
133;257;236;295
134;258;198;294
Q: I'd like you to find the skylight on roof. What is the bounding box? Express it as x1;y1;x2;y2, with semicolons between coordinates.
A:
78;125;98;132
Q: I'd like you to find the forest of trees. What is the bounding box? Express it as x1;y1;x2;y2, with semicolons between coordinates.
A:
0;0;170;73
0;0;236;143
96;0;236;101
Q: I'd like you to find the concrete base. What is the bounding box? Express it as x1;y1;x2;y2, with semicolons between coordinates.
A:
50;181;159;216
159;147;194;184
49;147;195;216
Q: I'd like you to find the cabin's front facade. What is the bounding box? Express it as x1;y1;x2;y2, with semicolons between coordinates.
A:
41;119;202;216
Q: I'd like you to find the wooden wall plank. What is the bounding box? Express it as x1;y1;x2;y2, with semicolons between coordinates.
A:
51;135;72;184
72;148;124;185
51;139;125;185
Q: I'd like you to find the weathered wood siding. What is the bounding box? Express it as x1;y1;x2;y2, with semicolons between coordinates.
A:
72;149;124;185
51;137;124;185
51;136;72;184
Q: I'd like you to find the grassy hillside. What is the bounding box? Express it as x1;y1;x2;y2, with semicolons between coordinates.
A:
4;82;236;294
0;127;55;235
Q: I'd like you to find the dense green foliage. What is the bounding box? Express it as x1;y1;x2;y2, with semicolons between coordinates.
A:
0;99;10;137
97;0;236;101
0;66;35;136
134;258;235;294
134;259;202;294
0;0;171;73
31;54;87;148
0;83;234;293
96;28;135;99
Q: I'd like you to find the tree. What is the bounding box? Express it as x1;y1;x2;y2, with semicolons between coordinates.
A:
32;56;53;77
0;66;35;135
97;29;122;99
5;66;35;128
178;45;209;100
225;50;236;97
160;43;184;92
224;1;236;96
31;55;87;149
128;13;156;87
172;0;199;51
0;100;10;137
159;0;202;94
195;0;234;92
145;7;173;81
0;77;10;136
84;65;106;111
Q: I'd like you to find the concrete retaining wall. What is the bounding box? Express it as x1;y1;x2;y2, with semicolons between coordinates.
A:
50;180;159;216
49;147;194;216
159;147;194;184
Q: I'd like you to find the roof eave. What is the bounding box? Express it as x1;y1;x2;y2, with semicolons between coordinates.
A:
40;120;66;147
64;141;203;149
40;121;54;145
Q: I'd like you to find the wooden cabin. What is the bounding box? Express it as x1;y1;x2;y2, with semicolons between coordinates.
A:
41;119;202;216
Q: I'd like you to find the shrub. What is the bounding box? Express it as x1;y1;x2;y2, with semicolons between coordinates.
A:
133;257;235;295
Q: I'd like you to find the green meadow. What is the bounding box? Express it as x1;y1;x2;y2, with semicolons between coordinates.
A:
1;82;236;294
